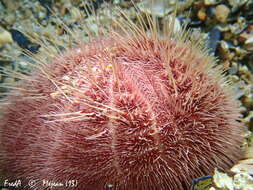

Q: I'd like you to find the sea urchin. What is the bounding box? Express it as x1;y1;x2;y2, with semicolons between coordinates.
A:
0;3;245;190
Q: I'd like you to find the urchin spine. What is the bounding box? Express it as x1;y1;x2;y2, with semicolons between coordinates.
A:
0;4;244;190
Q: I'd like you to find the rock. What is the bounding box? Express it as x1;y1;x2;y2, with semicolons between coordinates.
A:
231;159;253;174
227;0;248;10
215;4;230;23
137;0;173;17
245;37;253;51
0;29;13;47
242;94;253;109
9;29;40;53
2;0;21;10
138;0;193;17
233;173;253;189
213;169;234;190
204;0;218;6
4;14;16;25
197;8;207;21
228;62;238;74
239;25;253;42
245;37;253;44
208;27;221;54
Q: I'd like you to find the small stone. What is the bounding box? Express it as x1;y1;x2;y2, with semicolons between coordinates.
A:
239;65;253;83
138;0;173;17
213;169;234;190
227;0;248;8
233;172;253;189
219;40;232;60
227;0;238;7
239;25;253;42
208;27;221;54
215;4;230;23
2;0;20;10
244;184;253;190
204;0;218;6
242;94;253;109
235;47;247;58
0;29;13;46
137;0;193;17
4;14;16;25
231;159;253;174
228;62;238;74
245;37;253;51
245;37;253;45
229;75;240;83
197;8;207;21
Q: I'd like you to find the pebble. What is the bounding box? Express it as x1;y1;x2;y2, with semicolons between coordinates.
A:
215;4;230;23
138;0;193;17
9;29;40;53
197;8;207;21
239;65;253;84
4;14;16;25
228;62;238;74
2;0;20;10
242;94;253;110
227;0;248;9
239;25;253;42
243;111;253;131
233;173;253;189
213;169;234;189
138;0;173;17
208;27;221;54
0;29;13;47
231;158;253;174
234;86;246;100
204;0;218;6
219;40;230;60
235;47;247;59
244;37;253;51
227;0;238;7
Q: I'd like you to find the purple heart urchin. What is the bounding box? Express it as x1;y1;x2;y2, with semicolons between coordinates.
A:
0;6;245;190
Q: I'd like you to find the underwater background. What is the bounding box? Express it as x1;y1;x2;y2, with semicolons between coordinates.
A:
0;0;253;189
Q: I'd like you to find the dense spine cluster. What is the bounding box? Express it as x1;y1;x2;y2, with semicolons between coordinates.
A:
0;7;244;190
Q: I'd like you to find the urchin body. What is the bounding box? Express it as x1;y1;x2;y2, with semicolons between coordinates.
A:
0;11;244;190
